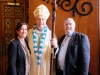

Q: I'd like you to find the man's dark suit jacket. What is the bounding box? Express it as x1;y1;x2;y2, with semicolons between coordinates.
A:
7;38;30;75
55;31;90;75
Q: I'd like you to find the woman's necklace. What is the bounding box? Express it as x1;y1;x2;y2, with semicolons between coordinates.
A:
32;24;48;66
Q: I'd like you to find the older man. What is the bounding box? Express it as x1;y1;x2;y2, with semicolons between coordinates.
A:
55;18;90;75
27;4;58;75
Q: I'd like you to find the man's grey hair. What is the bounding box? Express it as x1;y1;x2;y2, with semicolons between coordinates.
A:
64;18;76;26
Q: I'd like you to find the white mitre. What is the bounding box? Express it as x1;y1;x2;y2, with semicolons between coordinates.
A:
33;4;50;19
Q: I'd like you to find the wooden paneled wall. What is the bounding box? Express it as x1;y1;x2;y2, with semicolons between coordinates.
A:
29;0;99;75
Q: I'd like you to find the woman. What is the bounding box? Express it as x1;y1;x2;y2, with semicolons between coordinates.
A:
7;22;31;75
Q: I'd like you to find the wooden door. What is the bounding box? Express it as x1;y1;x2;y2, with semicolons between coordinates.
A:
0;2;28;75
